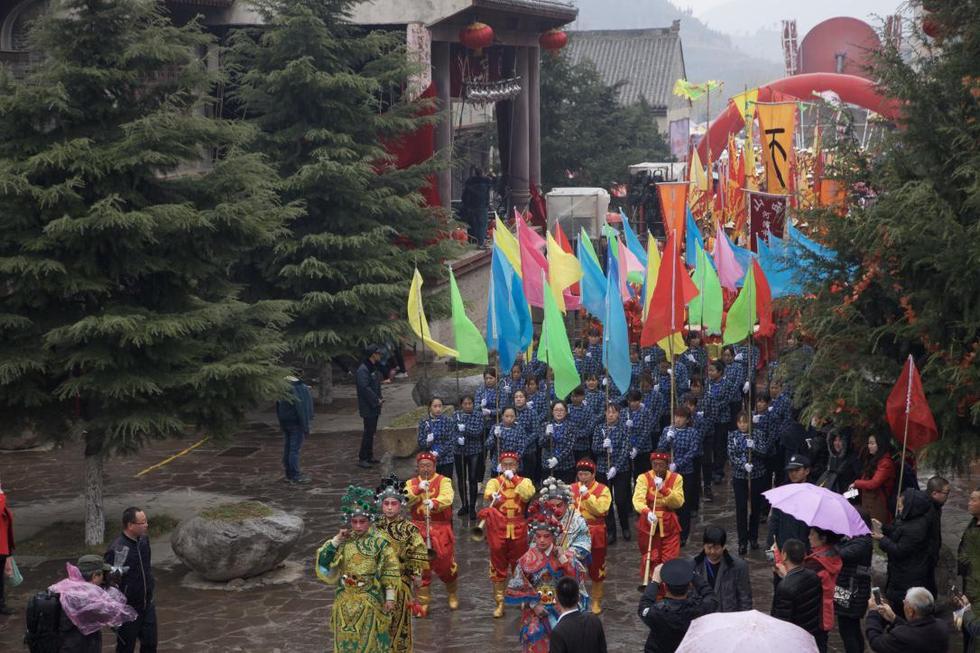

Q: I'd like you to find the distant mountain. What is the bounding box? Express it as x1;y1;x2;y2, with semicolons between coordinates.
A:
571;0;783;116
698;0;902;38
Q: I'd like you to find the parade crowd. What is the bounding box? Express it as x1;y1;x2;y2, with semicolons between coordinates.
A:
321;327;980;653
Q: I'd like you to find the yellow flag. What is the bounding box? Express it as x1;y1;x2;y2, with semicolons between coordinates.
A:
756;102;797;194
731;88;759;122
493;215;522;276
408;268;458;358
546;231;582;313
659;332;687;356
642;236;661;320
689;147;709;206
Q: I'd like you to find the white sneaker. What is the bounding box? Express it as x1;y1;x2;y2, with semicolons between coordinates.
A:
395;372;409;379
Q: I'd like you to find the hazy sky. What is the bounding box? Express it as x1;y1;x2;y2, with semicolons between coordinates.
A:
673;0;905;35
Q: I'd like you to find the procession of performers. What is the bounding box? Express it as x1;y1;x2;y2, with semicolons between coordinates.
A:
314;332;768;651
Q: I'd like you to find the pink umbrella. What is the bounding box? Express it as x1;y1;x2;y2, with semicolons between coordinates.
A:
677;609;818;653
762;482;871;537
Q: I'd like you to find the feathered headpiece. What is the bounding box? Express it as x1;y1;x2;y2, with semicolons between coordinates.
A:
526;500;563;539
538;476;573;504
340;485;378;523
375;474;407;506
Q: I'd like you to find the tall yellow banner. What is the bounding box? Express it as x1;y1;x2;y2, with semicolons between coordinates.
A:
755;102;796;194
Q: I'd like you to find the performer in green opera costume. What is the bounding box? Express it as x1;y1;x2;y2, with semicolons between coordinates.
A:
375;475;429;653
315;485;400;653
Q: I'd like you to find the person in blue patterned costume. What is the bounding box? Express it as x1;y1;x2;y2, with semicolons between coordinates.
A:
728;410;769;555
417;397;456;479
568;387;595;463
592;402;632;544
541;401;578;484
454;394;485;521
659;405;701;544
487;407;531;474
623;390;655;482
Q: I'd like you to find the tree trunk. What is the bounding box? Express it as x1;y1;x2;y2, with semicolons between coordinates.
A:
318;363;333;406
84;431;106;546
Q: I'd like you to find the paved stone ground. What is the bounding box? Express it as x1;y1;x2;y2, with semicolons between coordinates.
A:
0;376;969;651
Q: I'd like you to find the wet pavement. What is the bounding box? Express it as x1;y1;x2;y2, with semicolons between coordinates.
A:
0;379;969;652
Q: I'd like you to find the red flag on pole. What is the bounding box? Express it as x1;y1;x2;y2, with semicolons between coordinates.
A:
886;355;939;452
752;259;774;337
640;232;698;347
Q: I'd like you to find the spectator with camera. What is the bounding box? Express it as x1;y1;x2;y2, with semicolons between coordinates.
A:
104;507;156;652
864;586;948;652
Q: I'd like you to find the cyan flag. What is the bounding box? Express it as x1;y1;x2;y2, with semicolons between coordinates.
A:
578;232;607;320
756;234;800;298
685;209;707;268
619;209;648;268
603;239;632;395
486;246;532;369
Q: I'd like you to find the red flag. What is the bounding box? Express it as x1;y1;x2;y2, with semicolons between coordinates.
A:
640;233;698;347
752;259;774;337
886;356;939;452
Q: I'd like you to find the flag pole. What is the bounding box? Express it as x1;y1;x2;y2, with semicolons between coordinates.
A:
669;235;677;458
896;355;913;503
746;265;755;526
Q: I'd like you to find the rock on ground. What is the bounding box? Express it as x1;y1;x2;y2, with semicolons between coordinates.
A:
171;508;304;582
412;374;483;407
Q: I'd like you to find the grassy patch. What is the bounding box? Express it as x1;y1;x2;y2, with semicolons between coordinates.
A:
199;501;273;521
18;514;179;559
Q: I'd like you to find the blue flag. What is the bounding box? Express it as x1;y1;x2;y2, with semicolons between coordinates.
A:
619;208;648;268
603;239;632;395
685;209;707;267
757;234;800;298
786;220;838;261
577;229;607;319
486;246;532;370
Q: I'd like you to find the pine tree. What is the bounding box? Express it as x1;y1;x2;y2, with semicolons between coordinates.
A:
227;0;458;398
786;1;980;470
0;0;294;544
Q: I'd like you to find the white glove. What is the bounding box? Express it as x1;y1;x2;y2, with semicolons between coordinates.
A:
504;383;511;392
630;447;638;459
644;355;652;363
419;479;430;491
735;352;745;362
492;491;502;503
494;425;502;436
607;466;617;480
586;351;592;358
457;436;466;446
546;424;554;435
752;414;761;424
547;457;558;469
668;463;677;472
685;353;696;363
481;398;487;407
527;400;534;409
744;463;754;473
625;419;634;428
495;463;503;473
696;411;704;419
768;406;774;412
601;377;608;387
503;469;515;480
423;499;435;510
654;475;664;488
666;368;673;376
426;432;435;444
640;402;646;410
457;423;466;432
602;437;612;450
482;408;492;416
579;485;589;496
666;428;676;440
745;438;755;449
743;381;751;394
647;511;658;524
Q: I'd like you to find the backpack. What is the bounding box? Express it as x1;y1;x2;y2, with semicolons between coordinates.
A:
24;590;62;653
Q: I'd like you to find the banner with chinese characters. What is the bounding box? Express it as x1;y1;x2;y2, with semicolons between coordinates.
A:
755;102;797;194
748;191;788;251
669;118;690;162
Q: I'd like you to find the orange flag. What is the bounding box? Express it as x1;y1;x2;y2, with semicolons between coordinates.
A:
657;182;688;242
756;102;797;194
641;232;698;347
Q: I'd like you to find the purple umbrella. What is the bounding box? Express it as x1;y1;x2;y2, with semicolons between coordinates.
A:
762;482;871;537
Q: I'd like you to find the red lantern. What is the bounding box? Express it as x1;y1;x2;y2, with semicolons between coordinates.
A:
539;28;568;52
922;15;943;39
459;22;494;54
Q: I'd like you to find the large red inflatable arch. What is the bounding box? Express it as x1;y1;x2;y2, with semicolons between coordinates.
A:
696;73;901;161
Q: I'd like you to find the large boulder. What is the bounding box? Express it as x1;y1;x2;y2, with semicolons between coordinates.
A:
0;421;46;450
171;502;303;582
412;373;483;407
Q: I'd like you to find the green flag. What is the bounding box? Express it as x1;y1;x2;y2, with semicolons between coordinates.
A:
722;263;757;345
579;227;603;268
538;273;579;400
449;267;488;365
688;241;724;334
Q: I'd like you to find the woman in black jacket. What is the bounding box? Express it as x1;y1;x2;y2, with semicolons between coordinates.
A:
834;507;873;653
874;488;936;608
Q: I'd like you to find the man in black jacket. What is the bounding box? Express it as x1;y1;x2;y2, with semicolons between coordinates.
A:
692;525;752;612
772;538;822;638
767;455;813;550
104;507;156;653
865;586;949;653
874;488;936;607
639;557;718;653
549;577;607;653
355;345;384;469
924;475;949;595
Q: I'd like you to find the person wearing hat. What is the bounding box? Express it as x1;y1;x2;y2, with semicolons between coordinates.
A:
480;450;536;618
570;458;612;614
56;555;124;652
315;485;400;652
405;451;458;616
375;475;428;652
766;454;813;551
634;451;685;585
276;372;314;484
356;345;385;468
539;477;591;565
638;557;719;653
505;500;590;653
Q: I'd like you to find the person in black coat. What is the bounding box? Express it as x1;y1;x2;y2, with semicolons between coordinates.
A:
816;429;858;494
874;488;936;607
639;558;718;653
864;586;949;653
772;538;823;638
549;577;607;653
834;511;873;653
104;507;156;653
692;526;753;612
767;455;814;550
355;345;384;468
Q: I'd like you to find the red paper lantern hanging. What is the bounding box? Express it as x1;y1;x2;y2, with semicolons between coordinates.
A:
459;22;494;54
922;14;943;39
539;28;568;52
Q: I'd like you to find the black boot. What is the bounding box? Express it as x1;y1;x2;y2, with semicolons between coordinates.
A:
607;529;617;546
703;486;714;502
457;504;469;517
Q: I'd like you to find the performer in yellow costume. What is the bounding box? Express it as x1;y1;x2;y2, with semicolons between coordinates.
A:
633;451;685;581
375;475;428;653
315;485;400;653
570;458;613;613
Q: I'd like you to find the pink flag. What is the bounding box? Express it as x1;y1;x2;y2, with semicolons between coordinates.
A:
515;208;546;251
713;223;744;290
518;216;548;307
617;239;640;295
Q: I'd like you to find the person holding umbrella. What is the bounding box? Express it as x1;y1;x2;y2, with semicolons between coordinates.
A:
766;454;813;552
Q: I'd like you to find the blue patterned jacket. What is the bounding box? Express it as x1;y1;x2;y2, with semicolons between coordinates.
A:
453;409;485;457
623;404;655;454
485;423;529;469
417;414;456;465
660;425;700;475
567;402;595;452
728;429;767;479
591;421;629;476
540;419;576;472
475;384;500;424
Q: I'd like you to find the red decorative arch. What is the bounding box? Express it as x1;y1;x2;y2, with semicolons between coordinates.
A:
696;73;901;161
